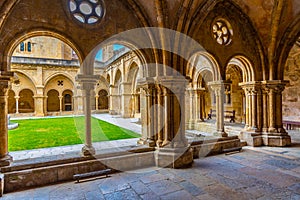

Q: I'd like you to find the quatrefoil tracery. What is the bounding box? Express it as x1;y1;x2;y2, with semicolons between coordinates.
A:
212;19;233;46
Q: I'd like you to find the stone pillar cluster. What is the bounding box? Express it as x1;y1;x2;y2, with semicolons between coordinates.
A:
240;82;262;132
137;77;193;168
187;88;206;129
208;81;228;137
239;81;291;146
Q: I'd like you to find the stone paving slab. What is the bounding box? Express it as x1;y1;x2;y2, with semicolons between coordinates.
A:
2;145;300;200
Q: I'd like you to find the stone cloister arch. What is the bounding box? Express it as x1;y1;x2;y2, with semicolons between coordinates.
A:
8;71;36;115
47;89;60;112
0;0;297;173
127;61;142;118
44;74;75;114
225;55;291;147
94;75;109;112
97;90;109;110
18;89;34;114
187;51;234;137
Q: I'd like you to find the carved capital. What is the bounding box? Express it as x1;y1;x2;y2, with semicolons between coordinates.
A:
261;80;288;95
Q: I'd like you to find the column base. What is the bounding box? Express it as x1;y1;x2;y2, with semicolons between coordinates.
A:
81;145;95;156
0;155;12;167
262;132;291;147
240;131;291;147
154;146;193;168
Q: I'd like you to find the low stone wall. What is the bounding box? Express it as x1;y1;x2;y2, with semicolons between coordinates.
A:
2;151;155;193
191;136;241;158
1;137;241;194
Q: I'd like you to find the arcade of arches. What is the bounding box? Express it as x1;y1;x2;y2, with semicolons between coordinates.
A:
0;0;300;193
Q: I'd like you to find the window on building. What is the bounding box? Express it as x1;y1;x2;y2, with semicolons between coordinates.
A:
27;42;32;52
20;42;25;51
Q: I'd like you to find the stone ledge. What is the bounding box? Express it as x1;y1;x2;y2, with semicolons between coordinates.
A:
190;136;241;158
3;151;155;193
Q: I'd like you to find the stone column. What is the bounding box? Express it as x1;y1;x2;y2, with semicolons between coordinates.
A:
145;84;156;146
187;88;195;129
261;80;291;146
34;86;45;117
76;74;100;156
261;87;269;132
155;77;193;168
156;85;164;147
137;78;156;147
240;82;261;131
134;93;140;113
120;82;132;118
264;81;288;133
196;88;206;122
109;85;118;115
0;72;13;167
15;96;19;114
137;86;148;145
209;81;227;137
59;95;63;113
34;95;45;117
162;86;171;146
95;95;99;111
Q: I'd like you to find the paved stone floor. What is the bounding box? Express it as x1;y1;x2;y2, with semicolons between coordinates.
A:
2;145;300;200
5;114;300;199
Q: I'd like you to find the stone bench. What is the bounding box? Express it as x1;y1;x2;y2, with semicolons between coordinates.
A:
207;109;236;123
283;120;300;130
73;169;112;183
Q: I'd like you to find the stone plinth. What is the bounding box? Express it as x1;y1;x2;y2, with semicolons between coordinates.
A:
155;147;193;168
240;131;291;147
262;133;291;147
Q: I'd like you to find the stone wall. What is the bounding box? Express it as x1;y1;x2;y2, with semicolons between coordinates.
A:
283;44;300;118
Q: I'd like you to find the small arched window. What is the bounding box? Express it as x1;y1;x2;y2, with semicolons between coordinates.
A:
27;42;32;52
20;42;25;51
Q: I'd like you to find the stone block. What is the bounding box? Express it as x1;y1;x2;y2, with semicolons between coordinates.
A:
240;131;263;147
155;147;193;168
0;174;3;197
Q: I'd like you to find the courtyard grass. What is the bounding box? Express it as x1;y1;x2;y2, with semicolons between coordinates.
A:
8;116;140;151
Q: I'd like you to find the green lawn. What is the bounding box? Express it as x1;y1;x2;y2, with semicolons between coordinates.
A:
8;117;140;151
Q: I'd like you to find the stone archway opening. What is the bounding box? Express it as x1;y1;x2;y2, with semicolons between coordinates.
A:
47;89;60;112
19;89;34;113
62;90;73;111
282;37;300;134
7;90;16;114
225;65;244;123
98;89;109;110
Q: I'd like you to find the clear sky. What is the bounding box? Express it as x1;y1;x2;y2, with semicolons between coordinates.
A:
95;44;124;61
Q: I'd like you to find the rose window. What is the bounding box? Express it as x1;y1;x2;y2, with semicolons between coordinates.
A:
212;19;233;46
69;0;104;24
